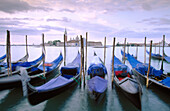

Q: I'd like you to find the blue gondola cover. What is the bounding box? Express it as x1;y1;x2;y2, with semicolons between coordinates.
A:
88;63;107;76
87;76;107;93
159;77;170;87
36;75;72;92
38;53;63;72
127;53;163;77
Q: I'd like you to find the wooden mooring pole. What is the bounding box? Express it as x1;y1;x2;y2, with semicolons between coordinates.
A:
64;34;66;66
136;45;138;59
6;30;12;76
123;38;126;64
112;37;116;88
84;32;88;87
144;37;146;64
161;35;165;71
80;35;84;87
25;35;28;61
127;42;129;54
159;42;160;55
146;40;152;88
42;33;46;77
104;37;106;65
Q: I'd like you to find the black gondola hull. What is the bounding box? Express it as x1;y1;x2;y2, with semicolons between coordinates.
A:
88;89;106;103
0;79;21;91
114;82;141;109
27;75;80;105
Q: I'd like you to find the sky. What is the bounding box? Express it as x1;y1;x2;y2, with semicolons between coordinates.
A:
0;0;170;45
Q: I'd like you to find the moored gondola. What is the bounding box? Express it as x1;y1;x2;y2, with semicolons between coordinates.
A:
146;50;170;63
0;54;6;63
27;52;80;105
146;50;164;60
87;52;107;102
113;55;142;109
0;53;44;77
0;53;62;91
127;53;170;92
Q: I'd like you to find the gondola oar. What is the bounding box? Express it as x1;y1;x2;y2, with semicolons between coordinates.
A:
112;37;115;88
146;40;152;88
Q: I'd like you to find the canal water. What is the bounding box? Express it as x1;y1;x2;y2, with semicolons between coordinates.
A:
0;46;170;111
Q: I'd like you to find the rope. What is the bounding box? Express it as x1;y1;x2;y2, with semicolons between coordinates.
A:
71;76;80;85
38;74;46;79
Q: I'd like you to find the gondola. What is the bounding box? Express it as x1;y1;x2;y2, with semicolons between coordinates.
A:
0;53;62;91
27;52;80;105
0;54;44;77
146;50;170;63
126;53;170;92
113;55;142;109
0;54;6;63
87;52;107;102
146;50;164;60
0;54;29;74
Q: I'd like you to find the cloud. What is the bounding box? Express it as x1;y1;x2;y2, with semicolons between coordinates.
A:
0;18;27;26
154;27;170;31
0;0;51;13
38;25;65;32
46;0;170;14
0;26;45;36
47;17;71;22
59;9;75;13
137;18;170;26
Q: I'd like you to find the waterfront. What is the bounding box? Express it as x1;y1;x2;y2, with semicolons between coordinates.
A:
0;46;170;111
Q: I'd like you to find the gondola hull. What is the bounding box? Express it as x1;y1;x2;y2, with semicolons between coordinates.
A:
0;75;21;90
151;56;164;60
27;75;80;105
132;69;170;92
88;88;106;102
114;77;141;109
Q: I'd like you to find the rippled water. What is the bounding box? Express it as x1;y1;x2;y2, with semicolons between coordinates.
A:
0;46;170;111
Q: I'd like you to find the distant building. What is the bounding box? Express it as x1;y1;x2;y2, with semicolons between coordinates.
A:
46;29;102;47
154;40;168;47
87;41;102;46
59;34;102;46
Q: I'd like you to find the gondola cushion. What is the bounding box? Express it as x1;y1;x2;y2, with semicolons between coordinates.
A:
88;63;107;77
114;64;128;77
61;66;79;75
